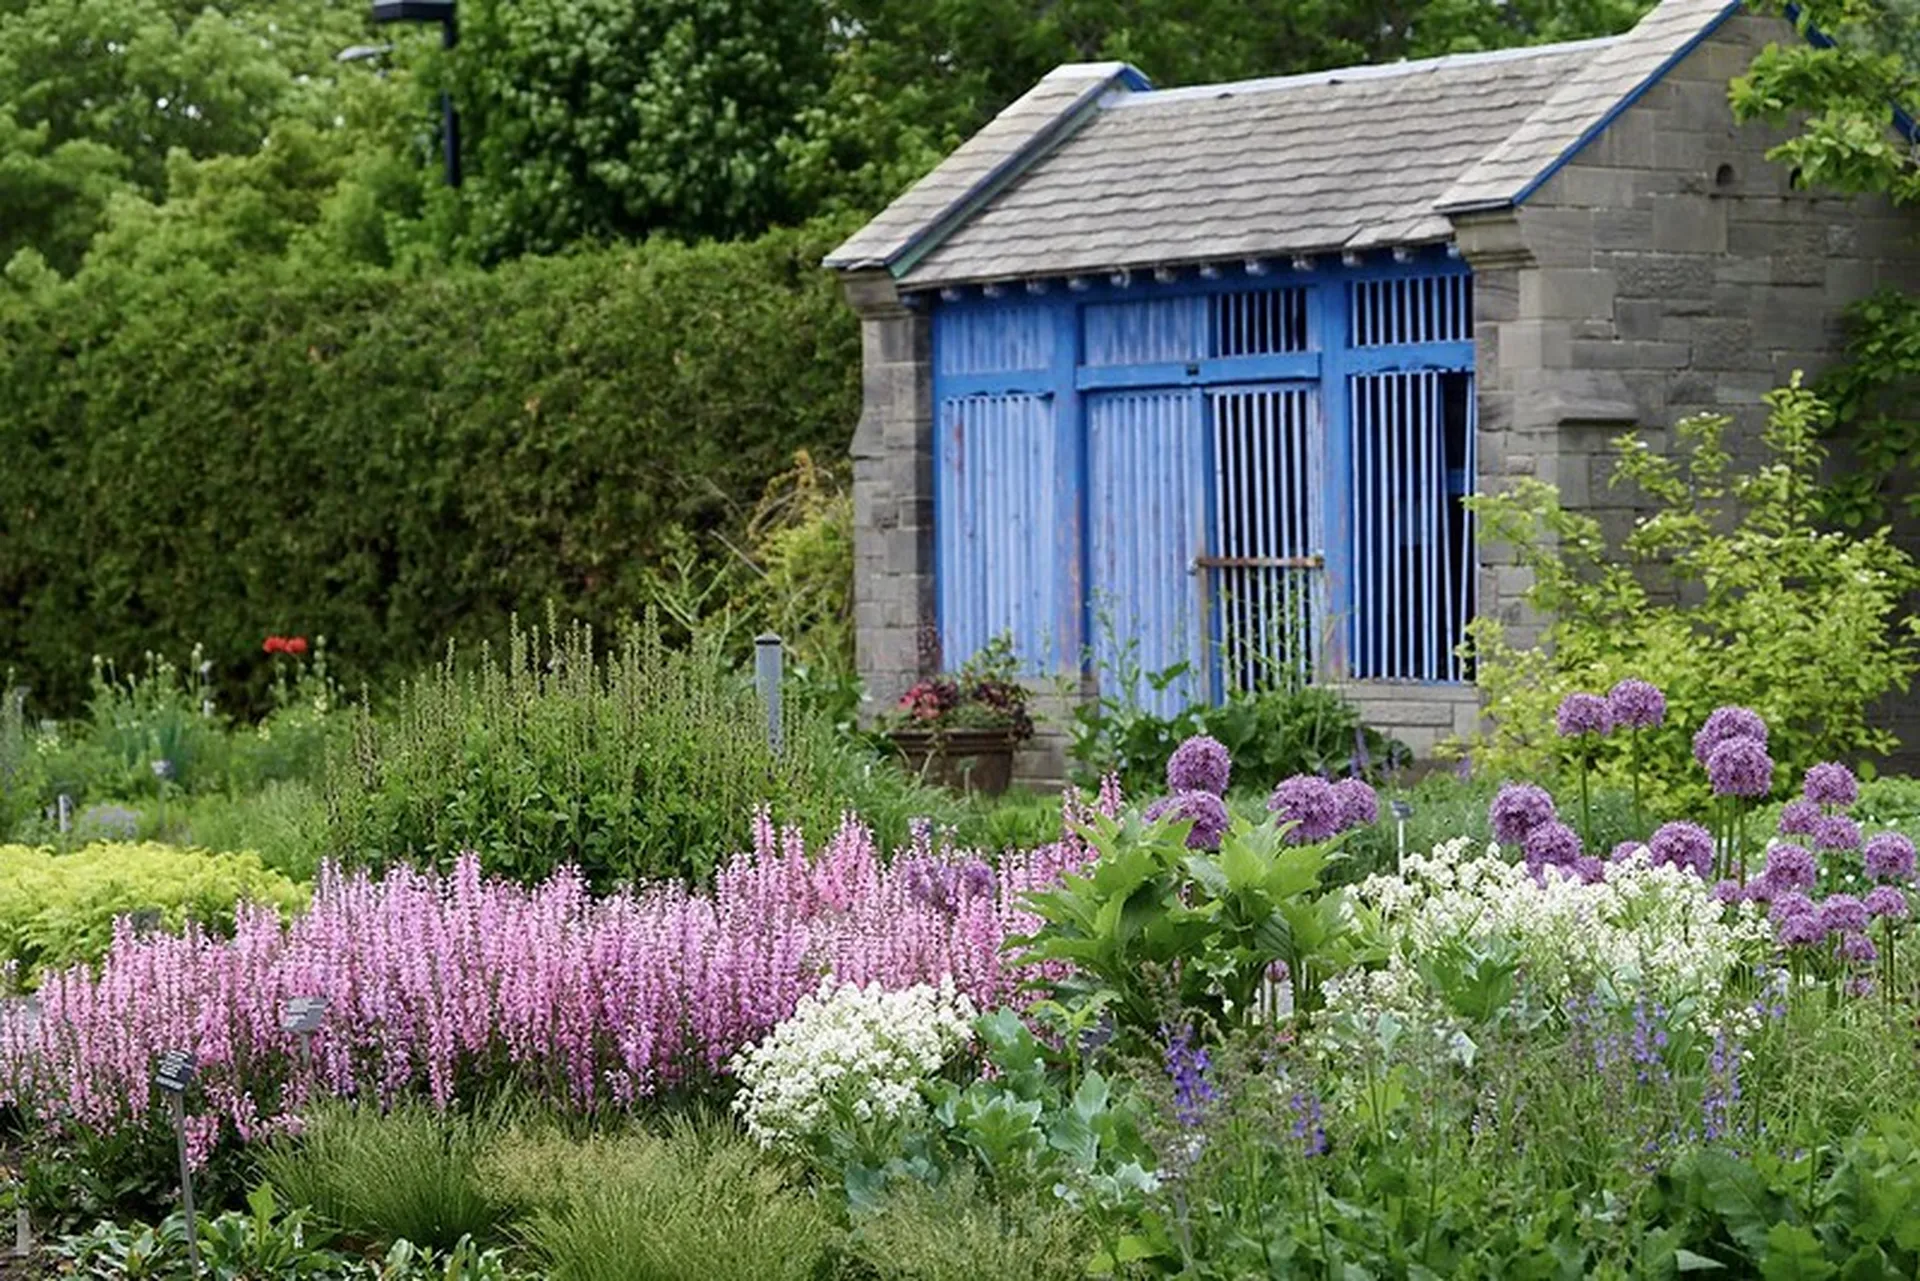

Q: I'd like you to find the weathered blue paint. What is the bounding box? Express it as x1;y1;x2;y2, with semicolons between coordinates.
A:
928;247;1476;699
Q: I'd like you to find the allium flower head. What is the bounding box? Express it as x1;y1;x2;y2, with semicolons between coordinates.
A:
1267;775;1341;843
1813;815;1861;853
1706;737;1773;798
1523;819;1582;868
1761;843;1817;893
1555;692;1611;738
1819;894;1869;935
1802;763;1859;809
1489;783;1556;845
1836;930;1878;966
1711;879;1746;904
1769;890;1816;926
1777;800;1821;837
1331;778;1380;831
1776;911;1827;949
1864;832;1917;883
1692;706;1769;767
1144;790;1231;850
1611;840;1647;863
1647;821;1714;879
1606;678;1666;731
1166;735;1231;797
1572;856;1607;885
1865;885;1910;919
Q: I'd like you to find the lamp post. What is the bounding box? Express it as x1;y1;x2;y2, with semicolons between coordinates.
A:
369;0;460;188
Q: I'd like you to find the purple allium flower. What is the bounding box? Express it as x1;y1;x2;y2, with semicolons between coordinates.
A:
1611;840;1647;863
1778;800;1821;838
1706;738;1774;799
1712;879;1746;904
1144;790;1231;851
1162;1026;1218;1128
1692;706;1769;767
1166;735;1231;797
1267;775;1341;843
1761;843;1817;893
1555;692;1612;738
1802;762;1859;809
1864;832;1917;883
1572;856;1607;884
1331;778;1380;831
1865;885;1910;919
1813;815;1861;853
1647;821;1714;879
1489;783;1556;845
1523;819;1582;868
1819;894;1869;935
1606;678;1666;731
1770;890;1816;926
1836;930;1878;966
1777;911;1828;949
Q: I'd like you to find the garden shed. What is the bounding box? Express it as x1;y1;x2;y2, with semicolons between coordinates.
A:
826;0;1920;778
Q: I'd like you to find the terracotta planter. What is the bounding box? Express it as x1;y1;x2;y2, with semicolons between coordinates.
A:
885;726;1022;796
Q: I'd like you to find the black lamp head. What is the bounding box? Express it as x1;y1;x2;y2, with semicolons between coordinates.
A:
371;0;455;23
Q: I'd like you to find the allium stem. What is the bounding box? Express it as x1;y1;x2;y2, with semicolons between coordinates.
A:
1578;751;1593;855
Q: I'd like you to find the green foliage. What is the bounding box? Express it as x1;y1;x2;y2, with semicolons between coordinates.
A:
0;840;305;979
1014;810;1356;1040
1066;645;1407;796
1467;383;1920;813
489;1112;835;1281
50;1184;521;1279
455;0;830;258
319;613;937;888
837;1175;1100;1281
0;222;860;719
1731;0;1920;530
255;1103;508;1253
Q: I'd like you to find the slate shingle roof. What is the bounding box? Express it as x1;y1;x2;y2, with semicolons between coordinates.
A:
828;0;1743;288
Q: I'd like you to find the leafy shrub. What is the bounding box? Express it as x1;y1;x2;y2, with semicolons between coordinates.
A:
1467;382;1920;813
0;840;305;979
319;613;950;886
0;224;860;719
494;1113;834;1281
256;1103;507;1252
1068;677;1409;797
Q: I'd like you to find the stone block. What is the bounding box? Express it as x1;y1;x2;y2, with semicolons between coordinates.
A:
1498;319;1574;370
1650;196;1727;254
1654;129;1711;174
1615;299;1665;342
1610;254;1715;301
1588;109;1658;169
1513;207;1596;267
1570;338;1691;371
1521;268;1618;322
1825;258;1877;305
1589;208;1658;252
1551;167;1650;211
1689;318;1757;372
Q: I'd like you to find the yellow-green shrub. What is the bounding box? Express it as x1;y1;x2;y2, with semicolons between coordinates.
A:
0;841;307;981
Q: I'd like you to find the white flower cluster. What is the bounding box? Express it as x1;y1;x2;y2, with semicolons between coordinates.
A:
1344;837;1771;1021
729;976;976;1151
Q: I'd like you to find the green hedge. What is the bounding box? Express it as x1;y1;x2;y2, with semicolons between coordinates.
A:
0;223;860;715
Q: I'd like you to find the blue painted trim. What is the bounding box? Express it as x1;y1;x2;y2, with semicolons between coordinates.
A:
1318;275;1354;680
1344;343;1476;375
1508;0;1746;208
1075;353;1322;390
937;371;1056;397
1049;296;1085;677
1789;3;1920;141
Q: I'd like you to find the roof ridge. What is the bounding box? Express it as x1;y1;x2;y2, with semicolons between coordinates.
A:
1110;35;1620;107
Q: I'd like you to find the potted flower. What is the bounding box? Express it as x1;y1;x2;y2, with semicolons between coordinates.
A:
882;637;1034;795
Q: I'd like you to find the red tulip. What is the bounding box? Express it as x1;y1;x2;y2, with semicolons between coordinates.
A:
286;636;309;657
263;636;285;654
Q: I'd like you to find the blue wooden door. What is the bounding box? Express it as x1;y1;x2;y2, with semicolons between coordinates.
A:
1086;388;1208;716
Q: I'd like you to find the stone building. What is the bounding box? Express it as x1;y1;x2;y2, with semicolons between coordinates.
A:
825;0;1920;781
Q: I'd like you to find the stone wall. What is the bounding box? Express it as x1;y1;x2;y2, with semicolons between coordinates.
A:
1458;9;1920;763
841;271;937;715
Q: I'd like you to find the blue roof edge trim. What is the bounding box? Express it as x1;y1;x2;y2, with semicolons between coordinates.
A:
1787;2;1920;141
1506;0;1746;209
885;65;1153;280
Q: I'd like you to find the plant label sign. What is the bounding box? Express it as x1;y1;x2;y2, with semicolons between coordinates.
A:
154;1049;196;1095
280;996;329;1035
1390;801;1413;822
